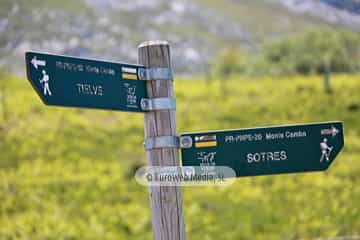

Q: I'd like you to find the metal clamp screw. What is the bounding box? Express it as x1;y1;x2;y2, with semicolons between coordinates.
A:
180;136;193;148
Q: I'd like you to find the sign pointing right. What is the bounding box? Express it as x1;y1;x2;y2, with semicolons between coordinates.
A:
180;122;344;177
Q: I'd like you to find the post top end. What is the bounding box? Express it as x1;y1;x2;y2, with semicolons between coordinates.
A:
138;40;169;49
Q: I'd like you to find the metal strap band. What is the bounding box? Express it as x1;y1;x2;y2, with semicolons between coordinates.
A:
141;97;176;111
138;67;173;81
144;136;180;150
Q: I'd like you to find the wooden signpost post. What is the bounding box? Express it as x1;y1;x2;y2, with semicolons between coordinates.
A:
138;41;186;240
25;41;345;240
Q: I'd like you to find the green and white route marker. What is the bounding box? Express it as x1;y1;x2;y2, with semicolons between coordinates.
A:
180;122;344;177
25;51;345;179
25;51;149;112
25;45;346;240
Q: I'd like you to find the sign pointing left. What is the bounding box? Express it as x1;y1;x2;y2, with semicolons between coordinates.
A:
31;56;46;69
25;51;149;112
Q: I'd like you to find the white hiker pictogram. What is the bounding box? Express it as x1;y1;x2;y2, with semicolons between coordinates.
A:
197;152;216;165
40;70;52;96
124;83;137;106
320;138;333;162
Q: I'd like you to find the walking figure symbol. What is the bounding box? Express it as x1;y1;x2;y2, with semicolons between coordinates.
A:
320;138;333;162
40;70;52;96
197;152;216;165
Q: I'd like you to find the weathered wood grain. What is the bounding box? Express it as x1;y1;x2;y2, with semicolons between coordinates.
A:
138;41;186;240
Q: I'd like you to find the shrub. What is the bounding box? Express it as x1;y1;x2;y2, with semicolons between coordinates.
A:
263;28;360;75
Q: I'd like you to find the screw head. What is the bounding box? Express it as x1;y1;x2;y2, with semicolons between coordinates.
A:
141;99;149;110
180;136;193;149
138;68;146;80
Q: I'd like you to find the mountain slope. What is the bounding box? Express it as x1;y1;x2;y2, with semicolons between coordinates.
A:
0;0;359;75
281;0;360;31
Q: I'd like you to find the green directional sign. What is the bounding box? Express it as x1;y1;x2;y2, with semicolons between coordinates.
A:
180;122;344;177
25;51;148;112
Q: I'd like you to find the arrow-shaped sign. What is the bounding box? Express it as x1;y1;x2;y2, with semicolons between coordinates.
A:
31;56;46;69
180;122;344;177
25;51;149;112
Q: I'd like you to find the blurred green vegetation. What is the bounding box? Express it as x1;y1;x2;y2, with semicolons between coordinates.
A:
214;28;360;77
0;73;360;239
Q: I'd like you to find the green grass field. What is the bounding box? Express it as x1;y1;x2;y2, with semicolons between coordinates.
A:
0;75;359;239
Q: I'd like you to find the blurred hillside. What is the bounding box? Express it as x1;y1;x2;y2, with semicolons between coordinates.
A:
1;0;360;75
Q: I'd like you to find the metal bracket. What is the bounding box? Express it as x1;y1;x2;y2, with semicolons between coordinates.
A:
141;97;176;111
138;67;173;81
144;136;180;150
